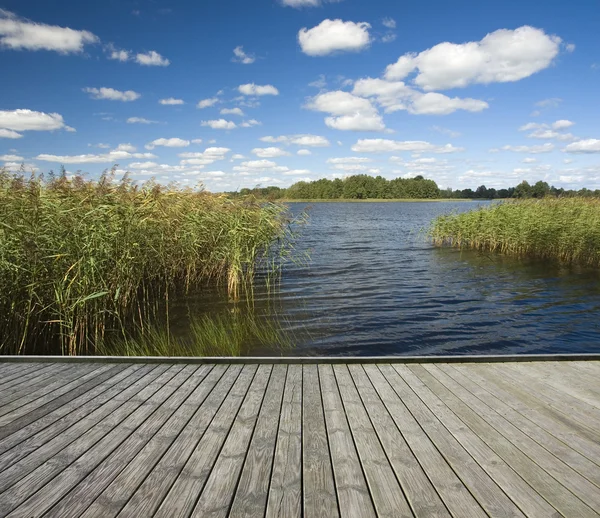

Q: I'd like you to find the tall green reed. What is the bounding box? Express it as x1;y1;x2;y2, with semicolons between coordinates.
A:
0;168;294;355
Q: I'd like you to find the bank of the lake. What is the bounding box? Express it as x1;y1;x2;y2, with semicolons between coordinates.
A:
279;198;478;203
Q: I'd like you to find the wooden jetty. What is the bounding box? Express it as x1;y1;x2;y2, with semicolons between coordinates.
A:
0;355;599;517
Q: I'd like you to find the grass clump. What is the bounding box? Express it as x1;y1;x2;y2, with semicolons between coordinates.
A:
430;197;600;267
0;168;293;356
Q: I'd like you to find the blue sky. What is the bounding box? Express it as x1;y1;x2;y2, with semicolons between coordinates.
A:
1;0;599;191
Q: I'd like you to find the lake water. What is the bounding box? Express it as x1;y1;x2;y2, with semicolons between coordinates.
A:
172;201;600;357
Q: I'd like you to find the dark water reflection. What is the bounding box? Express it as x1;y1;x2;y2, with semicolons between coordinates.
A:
172;201;600;356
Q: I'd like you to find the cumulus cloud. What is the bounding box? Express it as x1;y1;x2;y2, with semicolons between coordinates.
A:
159;98;184;105
382;18;396;29
178;146;231;166
306;91;385;131
298;19;371;56
252;147;291;158
297;149;312;155
384;26;564;90
564;139;600;153
0;129;22;139
432;126;461;138
232;46;255;64
126;117;158;124
36;143;157;163
351;139;464;154
0;154;24;161
145;137;190;149
84;87;140;101
197;98;219;109
499;143;555;153
280;0;337;6
352;78;488;115
201;119;237;130
260;134;330;147
108;47;130;62
240;119;261;128
238;83;279;96
327;157;372;164
135;50;170;66
0;9;99;53
0;109;67;132
220;108;244;116
518;120;577;141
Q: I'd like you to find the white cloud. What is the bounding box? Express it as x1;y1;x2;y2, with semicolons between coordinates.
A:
297;149;312;156
280;0;341;7
252;147;290;158
191;139;203;144
552;119;574;130
159;98;184;105
298;19;371;56
528;129;577;141
0;9;99;53
135;50;170;66
518;120;577;141
36;144;157;163
232;46;255;64
522;158;538;163
238;83;279;96
566;43;576;52
500;143;555;153
352;78;488;115
109;48;130;62
240;119;261;127
220;107;244;116
201;119;237;130
84;87;140;102
260;134;330;147
145;138;190;149
535;98;562;108
306;91;385;131
385;26;564;90
351;139;464;153
432;125;461;138
382;18;396;29
327;157;372;164
309;75;327;89
240;159;278;169
128;161;159;169
197;98;219;109
382;34;396;44
0;109;67;132
126;117;158;124
232;154;245;160
0;154;23;161
564;139;600;153
0;129;22;139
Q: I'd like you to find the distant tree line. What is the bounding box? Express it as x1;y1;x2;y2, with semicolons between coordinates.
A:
230;176;600;201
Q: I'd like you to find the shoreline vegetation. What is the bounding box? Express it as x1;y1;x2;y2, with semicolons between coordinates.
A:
282;198;476;203
0;168;295;356
430;197;600;267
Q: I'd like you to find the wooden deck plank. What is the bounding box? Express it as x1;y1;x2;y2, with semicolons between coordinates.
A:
8;365;207;518
440;364;600;489
189;364;273;518
0;359;597;518
115;364;247;518
0;365;145;470
0;365;184;516
362;364;486;518
333;364;413;518
301;364;339;518
318;363;377;518
379;364;526;518
417;364;600;516
461;363;600;463
229;364;288;518
349;364;452;518
266;364;303;518
44;365;222;518
0;364;127;442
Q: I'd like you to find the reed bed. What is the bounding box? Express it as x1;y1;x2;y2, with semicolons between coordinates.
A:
0;169;292;355
430;197;600;267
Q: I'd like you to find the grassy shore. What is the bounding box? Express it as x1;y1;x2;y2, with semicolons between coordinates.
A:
0;169;292;355
430;197;600;267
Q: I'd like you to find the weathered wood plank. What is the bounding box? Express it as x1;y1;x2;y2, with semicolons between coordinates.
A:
229;364;287;518
441;364;600;489
319;363;376;518
349;364;452;518
266;364;303;518
0;365;144;469
379;364;525;518
333;364;412;518
8;365;206;518
301;364;339;518
0;365;183;516
0;363;77;404
189;364;273;518
116;364;248;518
0;364;169;496
44;365;223;518
0;363;58;390
416;364;599;516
